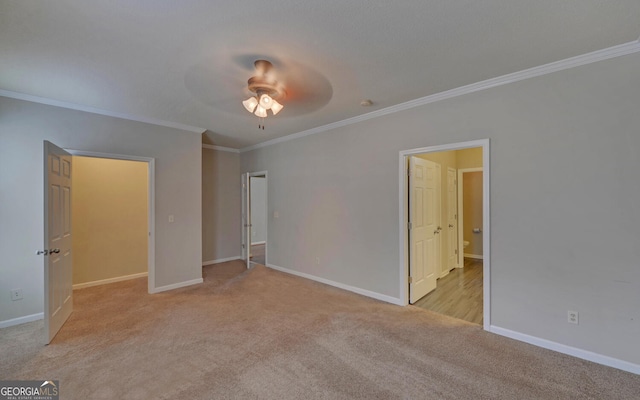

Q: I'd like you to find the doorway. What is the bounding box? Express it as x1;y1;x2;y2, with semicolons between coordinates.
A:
44;144;155;343
249;175;267;266
241;171;268;268
67;150;155;293
399;139;490;329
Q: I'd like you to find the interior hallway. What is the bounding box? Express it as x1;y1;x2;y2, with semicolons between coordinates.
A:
412;258;483;325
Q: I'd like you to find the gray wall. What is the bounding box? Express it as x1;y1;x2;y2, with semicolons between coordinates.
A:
250;176;267;244
202;148;241;262
0;97;202;323
241;53;640;365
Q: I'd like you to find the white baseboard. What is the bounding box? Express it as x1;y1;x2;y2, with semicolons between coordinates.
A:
202;256;241;266
464;253;484;260
489;325;640;375
251;241;266;245
150;278;203;293
73;272;148;290
267;263;403;306
0;312;44;329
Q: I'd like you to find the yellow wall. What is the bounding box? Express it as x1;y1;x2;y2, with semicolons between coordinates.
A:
457;147;483;257
72;157;148;285
456;147;483;169
463;171;483;256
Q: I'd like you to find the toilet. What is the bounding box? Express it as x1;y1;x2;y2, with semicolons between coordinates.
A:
463;240;470;249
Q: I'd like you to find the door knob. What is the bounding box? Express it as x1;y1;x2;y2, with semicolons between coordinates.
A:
437;226;442;231
449;224;454;228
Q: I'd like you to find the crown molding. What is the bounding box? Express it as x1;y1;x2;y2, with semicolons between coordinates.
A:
3;39;638;149
240;40;640;153
0;89;206;134
202;144;240;153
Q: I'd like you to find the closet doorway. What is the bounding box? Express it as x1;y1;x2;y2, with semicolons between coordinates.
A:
68;150;155;293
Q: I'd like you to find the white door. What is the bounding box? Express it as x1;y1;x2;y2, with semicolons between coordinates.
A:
447;167;458;270
241;173;251;268
409;157;438;303
435;163;444;277
44;141;73;343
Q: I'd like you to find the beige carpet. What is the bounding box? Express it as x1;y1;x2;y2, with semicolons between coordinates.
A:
1;261;638;399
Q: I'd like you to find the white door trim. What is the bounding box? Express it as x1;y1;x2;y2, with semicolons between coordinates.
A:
457;167;483;267
65;149;156;294
242;171;268;267
241;173;250;266
399;139;491;330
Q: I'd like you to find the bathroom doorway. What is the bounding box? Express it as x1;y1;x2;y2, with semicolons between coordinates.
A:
400;140;489;327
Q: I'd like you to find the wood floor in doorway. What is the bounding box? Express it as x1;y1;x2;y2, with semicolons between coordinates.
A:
250;243;265;266
412;258;483;325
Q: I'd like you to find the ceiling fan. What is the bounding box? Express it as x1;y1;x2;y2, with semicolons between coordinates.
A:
242;60;286;129
183;55;333;127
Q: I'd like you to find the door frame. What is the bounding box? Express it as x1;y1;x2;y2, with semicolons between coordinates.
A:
399;139;491;330
457;167;483;265
241;173;250;266
65;150;156;294
242;170;268;267
446;166;460;270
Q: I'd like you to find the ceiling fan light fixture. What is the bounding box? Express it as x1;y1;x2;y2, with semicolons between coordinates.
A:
242;97;258;113
254;104;268;118
259;93;273;109
242;60;286;128
270;99;284;115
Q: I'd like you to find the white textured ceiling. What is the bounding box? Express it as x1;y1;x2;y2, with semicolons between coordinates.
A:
1;1;639;148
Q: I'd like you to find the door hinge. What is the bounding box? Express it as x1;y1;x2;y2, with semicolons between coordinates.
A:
455;249;458;255
408;168;411;177
408;276;413;284
408;221;412;230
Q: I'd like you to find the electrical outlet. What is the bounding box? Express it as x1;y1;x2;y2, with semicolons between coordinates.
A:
10;289;23;301
568;310;579;325
168;215;175;223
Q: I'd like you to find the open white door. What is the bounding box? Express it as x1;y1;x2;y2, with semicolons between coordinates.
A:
409;156;438;303
43;141;73;343
241;173;251;268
